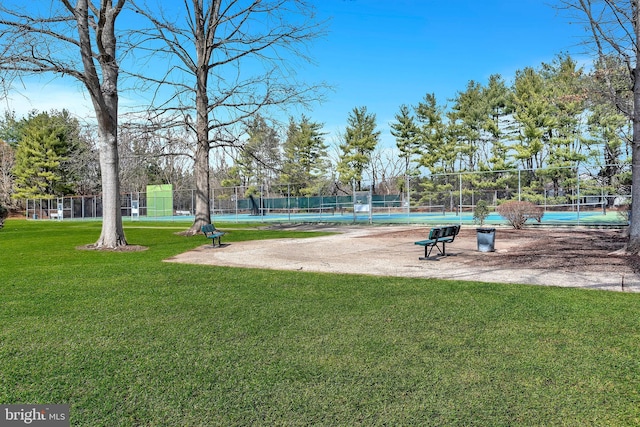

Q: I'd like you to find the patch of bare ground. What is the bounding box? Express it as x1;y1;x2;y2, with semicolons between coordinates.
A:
166;225;640;292
361;227;637;274
77;244;148;252
361;227;640;273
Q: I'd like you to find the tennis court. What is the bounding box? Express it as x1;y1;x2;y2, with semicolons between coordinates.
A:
136;205;626;226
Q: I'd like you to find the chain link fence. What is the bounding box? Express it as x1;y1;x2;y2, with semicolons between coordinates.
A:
23;165;631;225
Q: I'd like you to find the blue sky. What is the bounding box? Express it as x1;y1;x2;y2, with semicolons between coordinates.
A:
308;0;589;146
2;0;588;149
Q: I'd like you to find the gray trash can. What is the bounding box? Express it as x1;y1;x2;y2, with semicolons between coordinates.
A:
476;228;496;252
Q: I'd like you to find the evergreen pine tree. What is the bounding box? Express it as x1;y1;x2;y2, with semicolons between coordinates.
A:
337;106;380;191
280;115;329;196
12;111;79;199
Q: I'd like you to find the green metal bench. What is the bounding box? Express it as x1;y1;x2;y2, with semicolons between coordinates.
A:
414;225;461;260
201;224;225;247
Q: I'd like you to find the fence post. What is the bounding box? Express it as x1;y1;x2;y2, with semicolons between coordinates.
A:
352;181;356;223
235;186;238;223
287;184;291;222
459;173;462;221
406;174;410;223
368;186;373;224
577;167;581;225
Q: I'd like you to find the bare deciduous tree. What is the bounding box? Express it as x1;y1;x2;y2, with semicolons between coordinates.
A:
0;0;127;248
118;120;195;193
370;148;405;196
131;0;328;234
559;0;640;252
0;139;14;207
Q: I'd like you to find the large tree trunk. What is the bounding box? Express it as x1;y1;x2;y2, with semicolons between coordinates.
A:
82;0;127;248
628;67;640;252
186;2;215;236
627;5;640;253
94;128;127;248
188;71;212;235
191;135;211;234
91;90;127;248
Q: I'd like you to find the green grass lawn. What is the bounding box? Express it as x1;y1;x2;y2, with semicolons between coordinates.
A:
1;220;639;426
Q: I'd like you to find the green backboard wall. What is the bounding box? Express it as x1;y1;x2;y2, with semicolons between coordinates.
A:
147;184;173;217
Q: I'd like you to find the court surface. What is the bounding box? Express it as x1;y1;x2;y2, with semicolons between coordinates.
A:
153;208;624;226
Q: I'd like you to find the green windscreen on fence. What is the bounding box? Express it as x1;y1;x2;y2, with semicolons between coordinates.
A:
147;184;173;217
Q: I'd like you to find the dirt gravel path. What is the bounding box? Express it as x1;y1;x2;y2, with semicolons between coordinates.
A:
165;225;640;293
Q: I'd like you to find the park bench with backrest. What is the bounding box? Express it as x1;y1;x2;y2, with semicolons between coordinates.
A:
414;225;461;260
201;223;225;247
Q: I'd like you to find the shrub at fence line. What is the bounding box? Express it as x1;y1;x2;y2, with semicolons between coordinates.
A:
497;201;544;229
